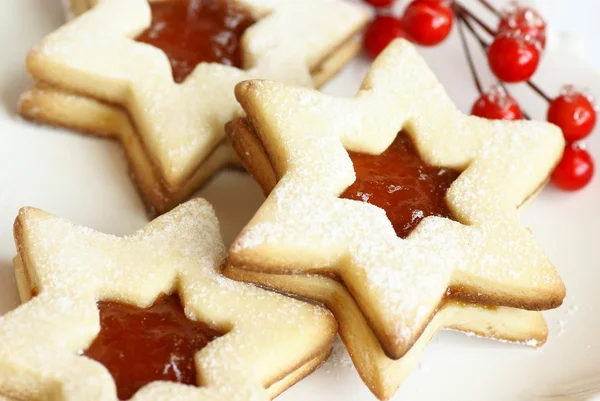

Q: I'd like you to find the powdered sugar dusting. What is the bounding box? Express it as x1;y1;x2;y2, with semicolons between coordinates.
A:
31;0;368;186
232;40;565;356
555;299;580;337
0;199;334;400
320;336;353;374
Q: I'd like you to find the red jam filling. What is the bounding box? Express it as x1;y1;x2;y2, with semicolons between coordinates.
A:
341;131;460;239
135;0;255;83
84;294;222;400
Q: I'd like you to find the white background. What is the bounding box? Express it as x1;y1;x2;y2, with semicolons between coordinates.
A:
1;1;600;400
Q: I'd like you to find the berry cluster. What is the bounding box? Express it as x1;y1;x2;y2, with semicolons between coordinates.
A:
361;0;595;191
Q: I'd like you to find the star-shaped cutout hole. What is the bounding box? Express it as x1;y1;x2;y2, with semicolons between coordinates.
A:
20;0;368;215
84;293;224;400
0;199;336;400
135;0;255;83
228;39;566;360
341;130;460;239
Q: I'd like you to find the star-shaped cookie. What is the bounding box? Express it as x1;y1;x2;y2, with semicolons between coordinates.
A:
226;39;566;362
19;0;368;215
224;111;551;399
0;199;336;400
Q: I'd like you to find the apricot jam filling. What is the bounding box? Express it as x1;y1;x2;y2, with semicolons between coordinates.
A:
135;0;255;83
84;294;223;400
341;131;460;238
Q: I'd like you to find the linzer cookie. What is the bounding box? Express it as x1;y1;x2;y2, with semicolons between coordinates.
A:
1;199;336;400
224;121;550;399
19;0;368;215
224;39;566;396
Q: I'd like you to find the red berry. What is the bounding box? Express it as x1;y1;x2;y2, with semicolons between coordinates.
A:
487;31;540;83
364;0;395;7
402;0;454;47
498;6;546;49
551;143;595;191
363;16;406;59
471;85;522;120
547;85;597;143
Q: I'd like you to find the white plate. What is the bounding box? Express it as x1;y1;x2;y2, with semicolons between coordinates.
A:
1;1;599;400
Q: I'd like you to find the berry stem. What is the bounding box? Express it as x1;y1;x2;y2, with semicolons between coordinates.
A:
526;80;552;102
457;7;488;49
454;3;495;36
475;0;501;17
498;81;532;119
456;10;484;95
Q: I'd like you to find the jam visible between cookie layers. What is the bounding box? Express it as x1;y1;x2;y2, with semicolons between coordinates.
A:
342;131;460;239
84;294;223;400
136;0;255;83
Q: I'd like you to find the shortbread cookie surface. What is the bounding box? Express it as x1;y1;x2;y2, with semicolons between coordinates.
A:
227;39;565;360
1;199;336;400
23;0;368;214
